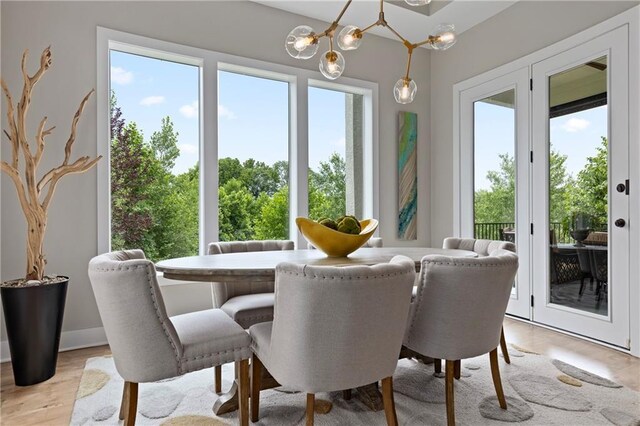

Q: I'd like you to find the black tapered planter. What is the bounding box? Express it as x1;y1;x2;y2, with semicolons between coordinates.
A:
1;278;68;386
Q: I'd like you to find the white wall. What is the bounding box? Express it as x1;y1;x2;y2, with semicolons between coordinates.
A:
0;1;430;345
429;0;637;246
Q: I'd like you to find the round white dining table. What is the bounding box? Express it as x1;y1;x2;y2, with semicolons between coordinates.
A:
155;247;478;282
155;246;478;416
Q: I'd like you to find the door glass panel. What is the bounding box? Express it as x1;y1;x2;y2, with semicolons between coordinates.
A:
548;56;608;316
473;89;516;292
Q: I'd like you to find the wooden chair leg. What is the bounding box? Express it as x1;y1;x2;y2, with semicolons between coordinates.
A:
238;359;249;426
251;355;263;423
124;382;138;426
119;381;129;420
381;377;398;426
500;327;511;364
343;389;352;400
215;365;222;393
489;348;507;409
434;358;442;374
454;360;461;380
306;393;315;426
445;360;455;426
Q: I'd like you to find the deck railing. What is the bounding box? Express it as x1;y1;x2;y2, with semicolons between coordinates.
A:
474;222;572;243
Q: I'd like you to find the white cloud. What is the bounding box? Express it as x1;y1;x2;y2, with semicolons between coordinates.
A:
139;96;165;106
218;104;237;120
562;117;590;133
110;66;133;85
180;101;199;119
178;143;198;154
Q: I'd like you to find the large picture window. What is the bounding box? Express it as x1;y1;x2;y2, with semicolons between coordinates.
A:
308;86;364;222
98;29;378;255
109;50;200;261
217;71;289;241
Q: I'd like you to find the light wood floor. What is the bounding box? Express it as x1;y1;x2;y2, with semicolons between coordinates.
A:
1;318;638;425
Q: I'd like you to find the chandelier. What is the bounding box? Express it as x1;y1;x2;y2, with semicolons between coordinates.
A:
285;0;457;104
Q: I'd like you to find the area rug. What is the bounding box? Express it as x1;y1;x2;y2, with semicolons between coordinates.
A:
70;346;639;425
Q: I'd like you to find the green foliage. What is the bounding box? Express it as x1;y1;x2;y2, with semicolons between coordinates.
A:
111;99;348;257
474;138;608;237
308;153;346;220
254;186;289;240
149;117;180;172
218;179;259;241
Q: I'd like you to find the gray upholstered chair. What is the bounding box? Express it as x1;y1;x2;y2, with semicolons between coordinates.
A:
88;250;251;426
307;236;383;249
442;237;516;365
249;256;416;425
404;249;519;426
207;240;294;392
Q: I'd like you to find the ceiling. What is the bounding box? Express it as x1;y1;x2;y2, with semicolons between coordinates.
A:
252;0;520;47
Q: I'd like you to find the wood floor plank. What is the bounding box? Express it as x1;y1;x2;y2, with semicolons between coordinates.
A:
1;320;638;425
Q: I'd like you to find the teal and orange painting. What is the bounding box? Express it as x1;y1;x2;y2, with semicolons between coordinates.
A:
398;112;417;240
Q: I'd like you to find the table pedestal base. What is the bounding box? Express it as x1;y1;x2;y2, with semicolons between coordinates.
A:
212;365;334;416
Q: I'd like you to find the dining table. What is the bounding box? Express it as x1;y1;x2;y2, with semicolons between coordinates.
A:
155;246;478;415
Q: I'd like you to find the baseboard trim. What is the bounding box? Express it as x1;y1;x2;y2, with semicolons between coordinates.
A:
0;326;108;363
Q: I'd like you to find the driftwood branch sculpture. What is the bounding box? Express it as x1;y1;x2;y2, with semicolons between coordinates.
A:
1;47;102;281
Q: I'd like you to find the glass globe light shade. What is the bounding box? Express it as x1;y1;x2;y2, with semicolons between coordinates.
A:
319;50;345;80
430;24;457;50
394;78;417;104
285;25;319;59
405;0;431;6
337;25;363;51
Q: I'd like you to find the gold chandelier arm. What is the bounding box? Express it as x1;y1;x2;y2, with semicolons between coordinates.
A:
414;36;437;48
384;22;409;44
380;0;384;13
335;0;353;24
329;35;334;52
359;20;380;34
404;48;414;80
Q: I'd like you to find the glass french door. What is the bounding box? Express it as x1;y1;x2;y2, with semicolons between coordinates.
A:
459;68;531;319
531;26;630;348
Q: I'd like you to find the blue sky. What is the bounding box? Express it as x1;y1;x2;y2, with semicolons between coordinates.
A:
110;50;346;175
474;101;607;191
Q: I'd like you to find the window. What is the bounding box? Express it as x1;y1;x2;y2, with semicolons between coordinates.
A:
98;29;378;256
308;86;364;222
109;50;200;261
217;71;289;241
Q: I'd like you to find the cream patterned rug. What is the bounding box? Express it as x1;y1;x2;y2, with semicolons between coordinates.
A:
70;346;639;425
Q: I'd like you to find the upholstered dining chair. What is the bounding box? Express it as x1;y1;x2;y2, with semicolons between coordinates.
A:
207;240;294;392
88;250;251;426
249;256;416;425
442;237;516;365
404;249;519;426
307;236;383;249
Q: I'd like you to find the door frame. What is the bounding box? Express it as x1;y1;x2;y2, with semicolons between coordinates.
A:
458;67;531;319
531;26;629;349
453;6;639;356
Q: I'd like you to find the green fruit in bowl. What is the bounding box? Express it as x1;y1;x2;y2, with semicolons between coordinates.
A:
337;217;361;235
319;218;338;230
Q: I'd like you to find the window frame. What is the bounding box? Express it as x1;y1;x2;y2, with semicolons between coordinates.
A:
97;27;378;254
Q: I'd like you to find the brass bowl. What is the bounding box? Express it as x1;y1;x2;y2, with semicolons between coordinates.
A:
295;217;379;257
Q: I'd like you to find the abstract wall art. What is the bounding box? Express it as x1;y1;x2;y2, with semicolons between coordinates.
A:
398;111;417;240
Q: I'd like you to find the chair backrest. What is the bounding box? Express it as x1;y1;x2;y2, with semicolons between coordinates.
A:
88;250;182;382
267;256;415;393
207;240;294;306
307;237;383;250
404;249;518;360
443;237;516;255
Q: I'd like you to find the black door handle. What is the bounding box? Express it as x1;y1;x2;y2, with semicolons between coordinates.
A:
615;218;626;228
